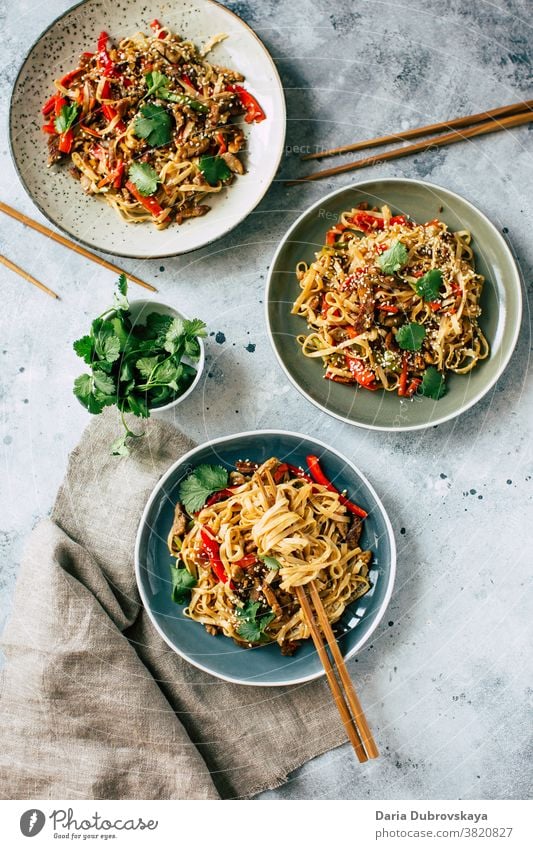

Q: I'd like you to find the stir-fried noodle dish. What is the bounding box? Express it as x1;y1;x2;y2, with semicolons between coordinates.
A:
292;205;489;399
168;455;372;655
41;19;265;229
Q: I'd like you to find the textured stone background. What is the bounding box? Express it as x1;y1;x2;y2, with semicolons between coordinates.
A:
1;0;532;800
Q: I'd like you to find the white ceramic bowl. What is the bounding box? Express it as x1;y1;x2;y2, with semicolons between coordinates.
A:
10;0;286;258
128;299;205;412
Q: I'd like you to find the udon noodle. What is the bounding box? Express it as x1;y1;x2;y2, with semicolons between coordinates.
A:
292;204;489;397
167;456;372;654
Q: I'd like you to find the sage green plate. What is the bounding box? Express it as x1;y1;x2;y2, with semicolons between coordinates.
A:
266;179;522;431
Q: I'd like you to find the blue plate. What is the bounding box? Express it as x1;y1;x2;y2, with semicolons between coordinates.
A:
135;430;396;686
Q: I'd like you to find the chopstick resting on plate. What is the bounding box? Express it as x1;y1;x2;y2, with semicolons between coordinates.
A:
287;100;533;185
0;200;157;293
0;253;59;300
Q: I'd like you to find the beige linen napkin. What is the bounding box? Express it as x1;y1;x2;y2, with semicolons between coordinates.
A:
0;409;347;800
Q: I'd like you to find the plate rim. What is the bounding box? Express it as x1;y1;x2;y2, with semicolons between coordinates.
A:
265;177;524;432
9;0;286;259
134;427;397;687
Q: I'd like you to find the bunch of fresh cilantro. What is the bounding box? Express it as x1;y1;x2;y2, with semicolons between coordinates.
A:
73;275;207;455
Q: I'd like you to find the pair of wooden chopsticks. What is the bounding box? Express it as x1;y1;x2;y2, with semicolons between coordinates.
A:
287;99;533;184
0;200;157;299
296;582;378;761
255;468;378;762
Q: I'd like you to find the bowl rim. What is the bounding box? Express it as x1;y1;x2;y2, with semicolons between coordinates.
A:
127;298;205;412
134;428;397;686
9;0;286;259
265;177;523;432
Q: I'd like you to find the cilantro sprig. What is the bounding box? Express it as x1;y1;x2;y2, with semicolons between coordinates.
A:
198;155;232;186
179;465;229;514
128;162;160;196
235;600;275;643
415;268;443;302
396;322;426;351
377;241;409;275
420;366;447;400
259;555;282;571
170;563;197;604
72;275;207;456
134;103;173;147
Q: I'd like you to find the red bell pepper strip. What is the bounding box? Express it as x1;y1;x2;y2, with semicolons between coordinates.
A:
235;554;258;569
58;128;74;154
97;31;116;77
306;455;367;519
378;304;399;313
125;181;164;217
217;132;227;154
226;83;266;123
200;528;232;585
405;377;421;398
428;300;441;312
273;463;313;484
205;488;235;507
100;79;112;100
102;103;126;133
150;18;167;37
55;96;67;116
345;356;378;390
350;211;384;232
389;215;407;225
398;353;409;397
42;94;58;116
59;68;82;88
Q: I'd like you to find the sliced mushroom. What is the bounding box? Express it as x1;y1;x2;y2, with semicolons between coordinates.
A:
221;151;244;175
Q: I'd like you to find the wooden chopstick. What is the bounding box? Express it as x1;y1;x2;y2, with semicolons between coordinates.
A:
301;99;533;161
0;253;60;299
0;200;157;293
308;581;379;759
287;110;533;185
295;584;368;762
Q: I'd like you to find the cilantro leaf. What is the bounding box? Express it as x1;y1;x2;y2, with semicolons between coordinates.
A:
145;312;174;341
415;268;443;302
184;318;207;339
73;335;94;364
93;371;115;396
396;322;426;351
420;366;447;400
236;600;275;643
145;70;169;97
164;316;186;353
259;555;281;571
133;103;172;147
91;320;121;363
73;374;104;414
198;155;232;186
113;274;130;310
136;356;159;379
170;563;197;604
179;464;229;514
54;103;78;134
128;162;160;196
377;241;409;275
126;394;149;418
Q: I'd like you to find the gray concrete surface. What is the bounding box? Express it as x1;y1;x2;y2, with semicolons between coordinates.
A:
1;0;531;800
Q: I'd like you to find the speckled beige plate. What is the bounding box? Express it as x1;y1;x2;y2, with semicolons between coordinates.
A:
266;179;523;432
9;0;285;258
